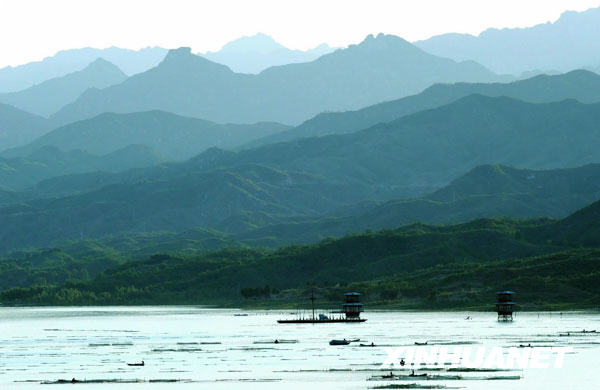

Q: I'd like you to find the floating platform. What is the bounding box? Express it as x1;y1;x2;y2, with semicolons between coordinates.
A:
277;292;367;323
277;318;366;324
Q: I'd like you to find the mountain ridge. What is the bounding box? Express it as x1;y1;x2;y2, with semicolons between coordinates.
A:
50;34;501;126
0;102;50;150
0;47;167;93
0;58;127;117
0;144;163;192
415;6;600;75
243;69;600;148
2;110;290;160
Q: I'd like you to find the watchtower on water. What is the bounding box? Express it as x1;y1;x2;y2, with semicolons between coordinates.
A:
495;291;516;321
342;292;364;319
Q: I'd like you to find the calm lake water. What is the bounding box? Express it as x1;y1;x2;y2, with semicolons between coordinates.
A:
0;307;598;389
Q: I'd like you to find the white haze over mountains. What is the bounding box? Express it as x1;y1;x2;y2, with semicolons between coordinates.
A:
202;33;337;74
415;7;600;75
4;5;600;93
0;47;167;93
0;34;334;93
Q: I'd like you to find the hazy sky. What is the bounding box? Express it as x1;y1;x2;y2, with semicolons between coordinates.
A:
1;0;599;67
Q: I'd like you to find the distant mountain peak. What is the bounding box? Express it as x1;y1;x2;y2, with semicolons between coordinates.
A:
218;33;286;54
201;34;337;74
363;33;409;43
83;57;125;74
164;47;193;61
86;57;115;67
354;33;418;53
159;47;231;73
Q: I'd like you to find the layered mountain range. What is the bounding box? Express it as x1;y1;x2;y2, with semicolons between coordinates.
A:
2;13;600;309
245;69;600;147
50;35;501;126
3;93;600;253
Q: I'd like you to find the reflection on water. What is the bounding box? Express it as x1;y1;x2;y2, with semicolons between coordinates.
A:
0;307;598;389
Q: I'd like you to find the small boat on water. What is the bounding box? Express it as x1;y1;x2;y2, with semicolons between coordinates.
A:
253;339;298;344
414;341;428;346
329;338;360;346
330;339;350;346
127;361;145;367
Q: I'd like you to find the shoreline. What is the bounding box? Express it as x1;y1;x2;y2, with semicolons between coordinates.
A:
1;301;598;313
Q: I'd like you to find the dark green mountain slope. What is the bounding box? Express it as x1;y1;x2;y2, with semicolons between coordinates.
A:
2;111;289;160
528;200;600;248
0;103;50;150
236;164;600;246
0;246;124;291
51;35;500;126
5;161;600;256
428;163;600;206
0;217;558;305
8;211;600;308
7;148;240;200
0;145;162;191
0;164;346;252
358;249;600;310
0;228;239;292
0;59;126;117
245;70;600;148
5;196;600;308
228;95;600;200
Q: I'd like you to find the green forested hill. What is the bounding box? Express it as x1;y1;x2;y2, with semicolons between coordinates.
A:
355;249;600;310
525;199;600;247
3;161;600;254
0;217;554;305
0;164;342;252
238;163;600;246
2;205;600;308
